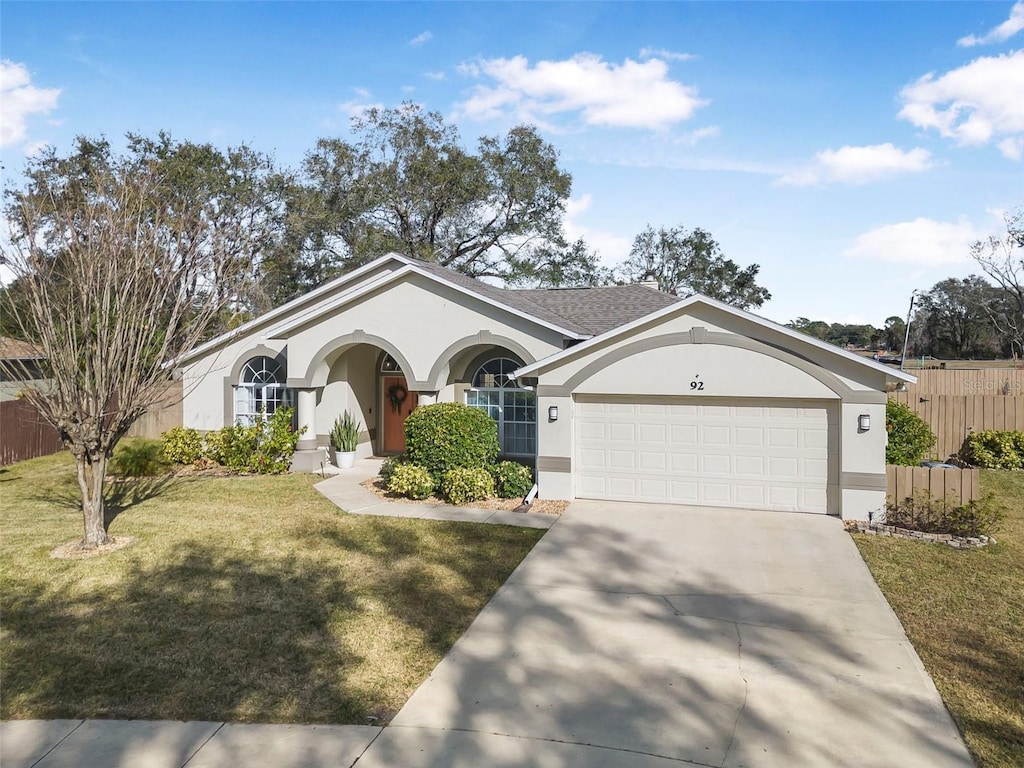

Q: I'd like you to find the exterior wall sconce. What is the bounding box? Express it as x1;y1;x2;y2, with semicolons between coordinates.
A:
548;405;558;422
858;413;871;432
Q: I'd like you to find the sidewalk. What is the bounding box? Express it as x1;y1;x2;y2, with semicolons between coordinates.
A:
0;719;383;768
312;458;556;529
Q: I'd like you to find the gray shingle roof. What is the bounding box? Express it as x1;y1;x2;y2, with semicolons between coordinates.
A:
513;285;681;336
409;259;680;337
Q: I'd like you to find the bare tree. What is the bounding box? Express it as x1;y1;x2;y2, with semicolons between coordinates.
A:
1;143;253;549
972;208;1024;358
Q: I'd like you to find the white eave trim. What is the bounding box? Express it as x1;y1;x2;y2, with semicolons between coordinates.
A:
267;261;586;340
511;293;917;384
177;253;414;365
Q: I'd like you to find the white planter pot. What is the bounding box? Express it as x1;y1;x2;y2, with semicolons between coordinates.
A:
335;450;357;469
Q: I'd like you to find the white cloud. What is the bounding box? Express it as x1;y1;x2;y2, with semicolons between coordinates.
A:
564;194;632;266
779;143;933;186
0;60;61;148
898;50;1024;159
958;2;1024;47
639;47;696;62
454;53;706;130
674;125;720;146
845;217;985;265
338;98;383;119
424;71;446;81
409;31;433;47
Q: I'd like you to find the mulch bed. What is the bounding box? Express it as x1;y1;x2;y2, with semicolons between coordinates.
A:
361;478;568;515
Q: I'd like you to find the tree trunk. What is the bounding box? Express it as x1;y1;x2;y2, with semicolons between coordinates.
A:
76;451;112;548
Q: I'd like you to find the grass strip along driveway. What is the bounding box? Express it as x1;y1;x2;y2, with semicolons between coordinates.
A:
854;470;1024;768
0;453;543;725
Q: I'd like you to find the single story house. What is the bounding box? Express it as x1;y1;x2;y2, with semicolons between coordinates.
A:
178;252;915;520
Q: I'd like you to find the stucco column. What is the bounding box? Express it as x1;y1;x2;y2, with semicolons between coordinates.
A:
416;391;438;406
296;388;318;450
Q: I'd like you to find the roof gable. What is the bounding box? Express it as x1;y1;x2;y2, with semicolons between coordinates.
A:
513;293;916;384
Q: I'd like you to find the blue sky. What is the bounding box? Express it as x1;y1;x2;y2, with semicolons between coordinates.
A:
2;1;1022;327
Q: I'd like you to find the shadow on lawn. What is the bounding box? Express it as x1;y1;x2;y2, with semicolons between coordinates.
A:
27;472;179;528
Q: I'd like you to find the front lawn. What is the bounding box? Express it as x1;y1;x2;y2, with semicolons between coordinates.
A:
0;452;544;724
853;470;1024;767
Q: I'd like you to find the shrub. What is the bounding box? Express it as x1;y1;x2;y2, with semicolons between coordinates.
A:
491;461;534;499
404;402;499;485
161;427;203;464
961;430;1024;469
442;467;495;505
111;439;167;477
885;491;1004;538
387;463;435;500
201;408;302;474
379;454;407;484
885;400;936;465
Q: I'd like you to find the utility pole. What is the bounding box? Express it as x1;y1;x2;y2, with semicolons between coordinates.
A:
900;290;917;372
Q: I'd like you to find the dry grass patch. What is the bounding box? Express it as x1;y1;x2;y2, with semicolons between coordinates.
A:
0;452;543;724
853;470;1024;767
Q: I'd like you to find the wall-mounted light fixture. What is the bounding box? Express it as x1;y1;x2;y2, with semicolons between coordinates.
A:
548;405;559;422
858;413;871;432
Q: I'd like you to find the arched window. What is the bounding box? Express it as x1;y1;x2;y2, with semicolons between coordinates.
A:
466;357;536;456
234;356;291;426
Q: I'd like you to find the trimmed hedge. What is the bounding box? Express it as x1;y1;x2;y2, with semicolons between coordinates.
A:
159;408;302;474
387;463;435;500
962;430;1024;469
404;402;499;485
161;427;203;465
491;461;534;499
442;467;495;505
885;400;936;465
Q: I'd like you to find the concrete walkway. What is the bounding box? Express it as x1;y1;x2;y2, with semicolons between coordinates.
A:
3;500;972;767
312;458;555;529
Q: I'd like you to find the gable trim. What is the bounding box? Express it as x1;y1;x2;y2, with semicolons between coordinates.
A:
513;293;916;384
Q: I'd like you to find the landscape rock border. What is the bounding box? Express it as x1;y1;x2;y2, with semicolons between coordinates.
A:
845;520;995;549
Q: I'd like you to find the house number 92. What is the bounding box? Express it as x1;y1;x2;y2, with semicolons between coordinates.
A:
689;377;704;391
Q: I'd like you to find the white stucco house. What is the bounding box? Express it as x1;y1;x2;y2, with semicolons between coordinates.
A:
178;252;915;520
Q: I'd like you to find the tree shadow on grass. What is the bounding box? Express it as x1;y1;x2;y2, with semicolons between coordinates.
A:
1;541;365;725
26;471;179;529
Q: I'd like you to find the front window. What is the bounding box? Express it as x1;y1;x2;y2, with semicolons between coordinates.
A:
235;356;292;426
466;358;536;456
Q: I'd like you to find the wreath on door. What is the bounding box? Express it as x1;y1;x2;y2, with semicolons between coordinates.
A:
387;383;409;412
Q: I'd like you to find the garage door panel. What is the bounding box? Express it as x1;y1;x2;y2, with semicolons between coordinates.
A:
702;426;731;445
576;399;828;514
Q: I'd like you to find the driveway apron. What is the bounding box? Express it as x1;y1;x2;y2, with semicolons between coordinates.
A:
358;501;973;768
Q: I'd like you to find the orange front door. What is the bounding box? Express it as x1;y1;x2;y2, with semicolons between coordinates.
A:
382;375;418;453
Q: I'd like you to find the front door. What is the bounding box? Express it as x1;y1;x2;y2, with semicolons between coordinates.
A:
382;375;418;453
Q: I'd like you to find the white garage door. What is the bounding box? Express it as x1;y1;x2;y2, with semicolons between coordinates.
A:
575;399;829;513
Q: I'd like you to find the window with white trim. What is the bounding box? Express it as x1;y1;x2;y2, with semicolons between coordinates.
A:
234;356;292;426
465;358;536;456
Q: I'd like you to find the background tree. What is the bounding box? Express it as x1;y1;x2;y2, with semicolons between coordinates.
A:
883;316;906;352
504;238;612;288
786;318;831;341
914;276;1000;358
618;225;771;309
0;139;267;549
284;103;573;296
971;207;1024;358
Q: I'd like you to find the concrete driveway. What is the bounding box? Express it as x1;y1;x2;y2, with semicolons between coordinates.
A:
358;501;973;768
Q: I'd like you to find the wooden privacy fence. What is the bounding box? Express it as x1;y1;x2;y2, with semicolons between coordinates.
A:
886;465;980;506
125;382;183;439
888;392;1024;461
898;368;1024;397
0;399;62;466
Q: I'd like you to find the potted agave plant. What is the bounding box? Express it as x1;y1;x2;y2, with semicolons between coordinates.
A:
330;410;362;469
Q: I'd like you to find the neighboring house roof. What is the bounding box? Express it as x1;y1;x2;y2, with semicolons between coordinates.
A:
513;284;680;336
0;337;44;360
512;292;918;384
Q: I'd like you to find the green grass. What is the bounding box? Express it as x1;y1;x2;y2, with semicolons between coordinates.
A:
853;470;1024;767
0;451;544;724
